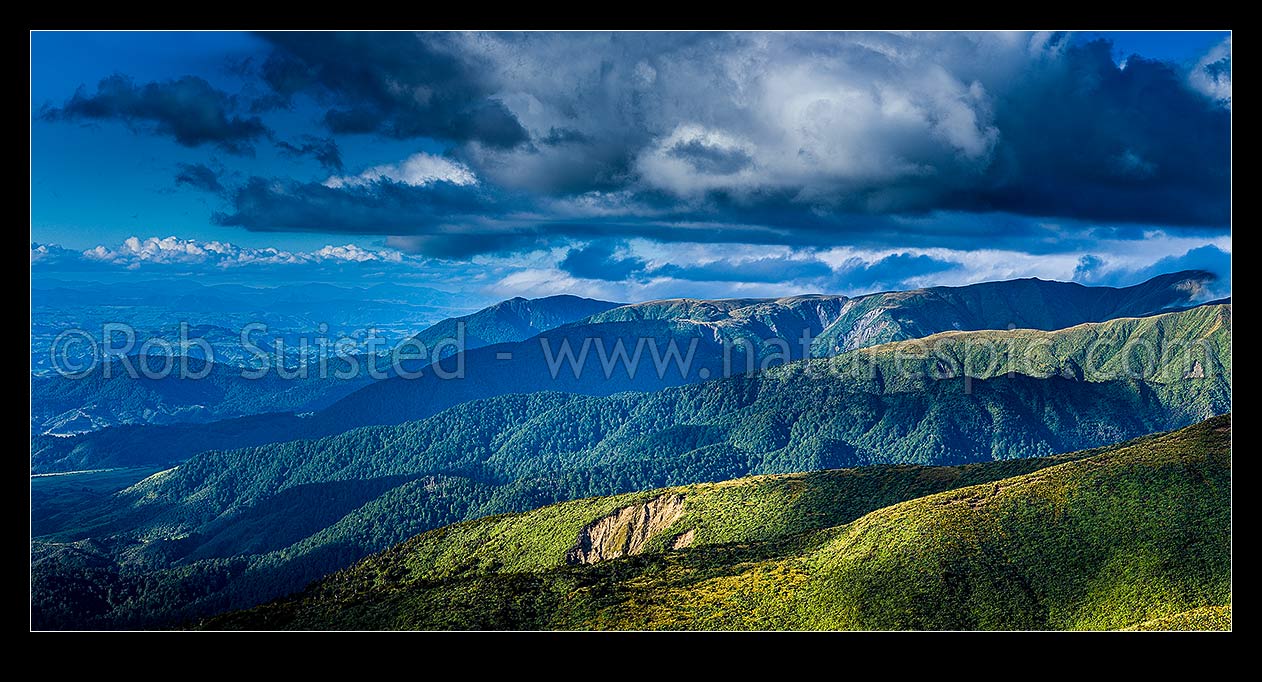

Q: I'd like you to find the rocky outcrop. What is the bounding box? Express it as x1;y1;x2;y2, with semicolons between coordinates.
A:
668;529;696;550
565;494;686;565
1187;360;1205;379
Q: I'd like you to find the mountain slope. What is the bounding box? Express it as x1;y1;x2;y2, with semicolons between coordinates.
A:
810;270;1217;354
804;302;1230;401
29;305;1229;628
315;294;851;432
581;294;848;344
206;415;1231;630
30;272;1217;473
1124;606;1232;631
31;412;312;473
409;294;620;356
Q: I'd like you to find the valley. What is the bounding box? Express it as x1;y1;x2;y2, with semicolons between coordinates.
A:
207;416;1231;630
29;285;1231;629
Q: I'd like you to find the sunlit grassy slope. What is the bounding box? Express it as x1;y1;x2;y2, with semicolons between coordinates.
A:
209;414;1230;631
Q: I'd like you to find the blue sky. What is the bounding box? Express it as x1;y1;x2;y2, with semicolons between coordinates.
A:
30;31;1231;302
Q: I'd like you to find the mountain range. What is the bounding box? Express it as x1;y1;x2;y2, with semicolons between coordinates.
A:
31;271;1218;474
29;299;1230;628
808;272;1223;354
30;294;616;439
30;279;485;377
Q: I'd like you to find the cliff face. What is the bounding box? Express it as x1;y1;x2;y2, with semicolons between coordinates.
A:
565;494;687;565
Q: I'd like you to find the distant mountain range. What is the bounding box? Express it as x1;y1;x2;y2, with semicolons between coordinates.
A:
31;294;618;437
30;278;487;376
30;356;373;436
29;302;1230;628
203;415;1230;631
30;271;1220;473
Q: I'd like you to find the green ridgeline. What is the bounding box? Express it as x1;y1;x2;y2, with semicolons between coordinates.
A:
31;304;1229;629
33;273;1220;475
207;414;1231;631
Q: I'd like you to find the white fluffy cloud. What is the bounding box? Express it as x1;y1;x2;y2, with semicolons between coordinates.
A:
29;243;63;264
73;236;408;269
310;243;404;263
323;152;477;189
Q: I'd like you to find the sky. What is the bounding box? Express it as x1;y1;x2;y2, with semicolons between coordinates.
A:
30;31;1232;305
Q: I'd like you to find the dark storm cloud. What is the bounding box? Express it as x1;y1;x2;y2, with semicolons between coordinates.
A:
234;32;1227;254
211;173;612;257
467;32;1226;226
275;135;343;172
46;33;1228;261
40;75;268;155
215;167;1181;259
173;163;224;193
952;41;1231;226
559;242;648;280
211;176;499;235
256;32;528;148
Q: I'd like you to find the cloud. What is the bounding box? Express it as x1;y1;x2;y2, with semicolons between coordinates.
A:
206;31;1227;256
558;242;837;284
655;256;835;283
32;232;1231;306
257;31;528;147
954;40;1230;226
558;241;942;287
60;235;407;270
827;253;959;291
636;125;760;197
384;234;551;260
212;174;503;238
39;33;1229;266
544;233;1230;300
1073;244;1231;298
539;127;591;146
30;242;79;266
213;160;1227;263
173;163;224;193
40;74;268;154
214;166;577;259
310;243;402;263
666;137;754;176
276;135;343;172
558;242;648;280
1189;38;1231;108
323;152;477;189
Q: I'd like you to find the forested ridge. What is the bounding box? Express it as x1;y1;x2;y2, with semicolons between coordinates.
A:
31;304;1229;629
